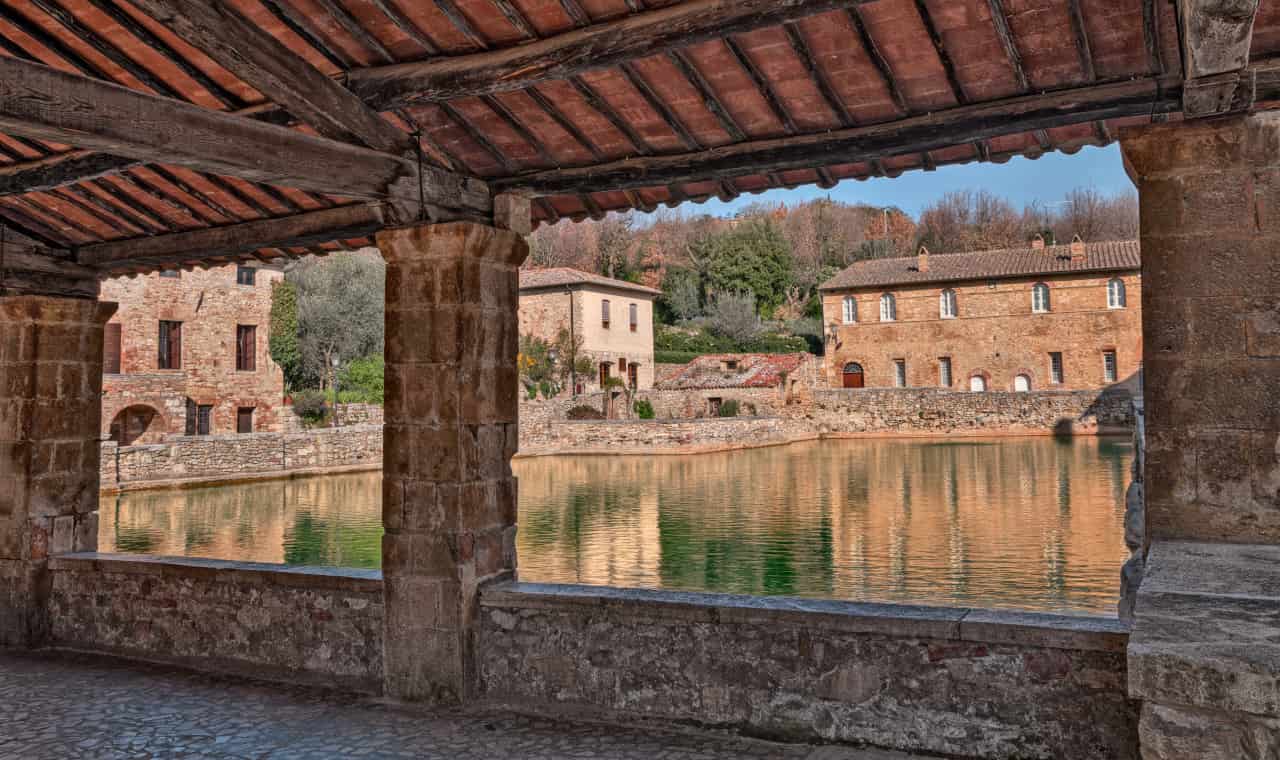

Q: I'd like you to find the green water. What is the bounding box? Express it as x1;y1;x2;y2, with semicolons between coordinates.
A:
100;436;1133;615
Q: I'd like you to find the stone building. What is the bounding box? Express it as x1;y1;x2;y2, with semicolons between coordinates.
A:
100;263;286;444
820;238;1142;394
518;268;659;391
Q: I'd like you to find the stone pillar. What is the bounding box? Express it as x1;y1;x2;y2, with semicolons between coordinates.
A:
1124;112;1280;545
0;296;115;647
377;222;526;703
1122;112;1280;759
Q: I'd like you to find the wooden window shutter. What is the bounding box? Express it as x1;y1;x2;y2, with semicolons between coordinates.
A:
104;323;121;374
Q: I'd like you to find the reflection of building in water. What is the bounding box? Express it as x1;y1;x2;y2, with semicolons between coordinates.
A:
101;473;383;568
516;438;1133;614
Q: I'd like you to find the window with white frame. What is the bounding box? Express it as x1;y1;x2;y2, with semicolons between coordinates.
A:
1049;352;1064;385
1032;282;1051;313
842;296;857;324
893;359;907;388
939;357;952;388
939;288;957;319
1103;350;1118;383
880;293;897;322
1107;278;1127;309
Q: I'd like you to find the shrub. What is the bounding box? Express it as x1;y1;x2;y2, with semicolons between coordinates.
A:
705;291;763;344
291;389;328;423
718;399;740;418
741;332;810;354
567;405;605;421
338;354;384;404
654;351;700;365
634;398;656;420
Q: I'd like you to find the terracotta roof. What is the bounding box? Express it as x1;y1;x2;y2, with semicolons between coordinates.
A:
820;240;1141;292
656;353;808;391
519;268;661;296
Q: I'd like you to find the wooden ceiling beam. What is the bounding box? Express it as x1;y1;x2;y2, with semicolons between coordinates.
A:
987;0;1030;92
128;0;411;154
1066;0;1096;82
494;76;1182;197
0;152;141;196
0;56;488;217
346;0;880;108
78;202;386;270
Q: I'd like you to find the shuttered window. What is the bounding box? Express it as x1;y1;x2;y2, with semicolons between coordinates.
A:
158;321;181;369
236;265;256;286
601;299;611;329
104;323;122;375
236;325;257;371
629;303;638;332
197;404;212;436
237;407;254;434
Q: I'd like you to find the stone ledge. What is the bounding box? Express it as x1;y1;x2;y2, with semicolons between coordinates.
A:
48;553;384;593
1129;541;1280;718
481;582;1128;652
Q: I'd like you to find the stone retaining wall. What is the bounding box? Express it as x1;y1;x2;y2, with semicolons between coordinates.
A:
479;583;1138;759
47;554;383;692
281;403;384;432
101;425;382;488
520;416;791;454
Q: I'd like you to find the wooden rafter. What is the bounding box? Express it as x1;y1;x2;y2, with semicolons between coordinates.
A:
78;203;386;270
913;1;966;105
987;0;1030;92
494;76;1181;197
0;56;486;214
129;0;410;154
847;7;908;115
1066;0;1096;82
346;0;880;108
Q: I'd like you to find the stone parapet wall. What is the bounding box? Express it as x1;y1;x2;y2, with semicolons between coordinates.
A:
520;416;790;455
803;387;1134;436
101;424;382;488
480;583;1138;759
47;553;383;691
280;403;385;432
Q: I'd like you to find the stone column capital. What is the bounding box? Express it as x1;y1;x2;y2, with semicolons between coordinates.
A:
376;222;528;268
0;296;117;325
1120;110;1280;180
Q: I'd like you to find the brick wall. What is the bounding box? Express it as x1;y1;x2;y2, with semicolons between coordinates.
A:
101;264;285;440
823;271;1143;393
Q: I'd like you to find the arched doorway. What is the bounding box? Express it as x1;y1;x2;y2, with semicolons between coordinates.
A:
109;405;162;445
969;375;988;392
842;362;865;389
1014;374;1032;392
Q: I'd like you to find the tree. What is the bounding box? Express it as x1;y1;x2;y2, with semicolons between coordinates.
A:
660;267;703;323
552;327;595;390
705;291;763;344
699;219;794;317
916;190;1023;253
268;279;304;391
518;334;557;398
291;251;385;393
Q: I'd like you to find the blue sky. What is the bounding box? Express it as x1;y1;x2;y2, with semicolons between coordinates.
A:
688;144;1134;219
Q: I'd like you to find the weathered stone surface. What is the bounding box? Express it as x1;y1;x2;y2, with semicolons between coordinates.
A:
378;222;527;704
0;295;113;648
1139;702;1280;760
47;553;383;691
479;582;1138;759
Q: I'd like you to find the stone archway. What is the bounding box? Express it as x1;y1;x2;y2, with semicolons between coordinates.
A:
842;362;865;389
108;405;164;446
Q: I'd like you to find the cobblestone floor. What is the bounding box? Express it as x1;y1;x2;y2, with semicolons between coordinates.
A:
0;652;925;760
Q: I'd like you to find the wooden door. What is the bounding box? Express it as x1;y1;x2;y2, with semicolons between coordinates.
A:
842;363;864;389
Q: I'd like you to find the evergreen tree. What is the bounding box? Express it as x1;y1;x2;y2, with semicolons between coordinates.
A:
268;279;304;391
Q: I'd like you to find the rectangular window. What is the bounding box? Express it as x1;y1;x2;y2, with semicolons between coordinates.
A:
601;299;611;329
628;363;638;388
159;269;180;279
618;357;627;372
104;323;122;375
158;320;182;370
599;362;610;387
1050;352;1064;385
939;357;952;388
197;404;212;436
1103;350;1118;383
237;407;254;434
236;265;256;286
894;359;907;388
236;325;257;371
629;303;638;332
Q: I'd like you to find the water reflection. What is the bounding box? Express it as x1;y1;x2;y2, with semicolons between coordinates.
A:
100;437;1133;615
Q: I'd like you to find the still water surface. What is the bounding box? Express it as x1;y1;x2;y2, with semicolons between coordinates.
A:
100;437;1133;615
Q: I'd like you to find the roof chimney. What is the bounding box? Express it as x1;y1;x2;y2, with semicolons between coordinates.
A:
1031;234;1046;250
917;245;930;273
1070;235;1086;262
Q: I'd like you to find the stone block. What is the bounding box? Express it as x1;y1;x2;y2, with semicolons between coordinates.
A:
1195;430;1253;508
1139;702;1280;760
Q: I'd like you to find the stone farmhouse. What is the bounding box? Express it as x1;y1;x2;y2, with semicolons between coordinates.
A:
820;237;1142;394
101;263;286;444
518;268;660;392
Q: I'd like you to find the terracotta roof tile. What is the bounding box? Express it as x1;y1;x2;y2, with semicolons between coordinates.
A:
656;353;808;391
819;240;1141;292
519;267;662;296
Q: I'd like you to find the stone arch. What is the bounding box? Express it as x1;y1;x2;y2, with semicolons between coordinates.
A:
968;371;991;393
841;362;865;389
108;404;166;445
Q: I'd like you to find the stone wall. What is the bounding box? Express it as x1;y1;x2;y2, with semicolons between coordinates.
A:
520;416;791;455
479;583;1138;759
280;403;384;432
801;387;1134;436
47;553;383;691
101;424;382;488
